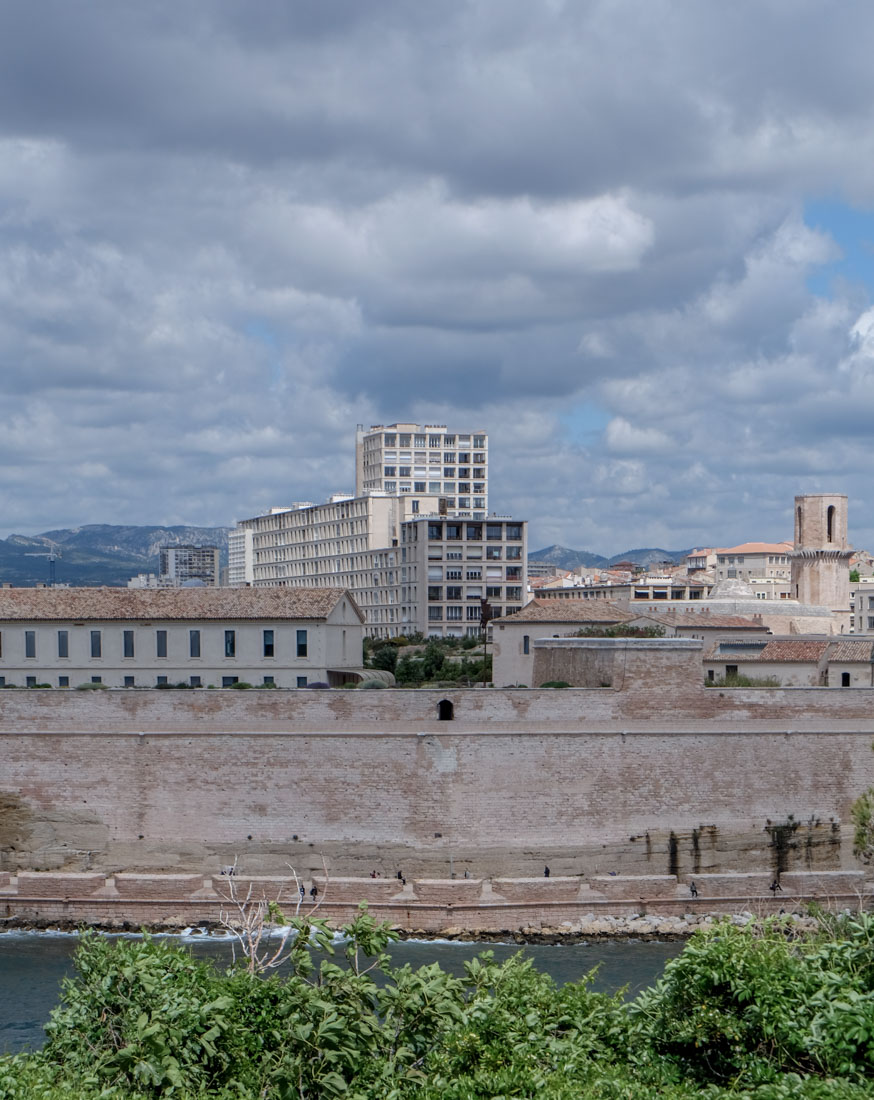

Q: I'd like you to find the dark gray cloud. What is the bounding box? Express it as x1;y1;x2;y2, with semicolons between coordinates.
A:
2;0;874;553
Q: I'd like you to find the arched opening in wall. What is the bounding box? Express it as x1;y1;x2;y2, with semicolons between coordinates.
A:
438;699;454;721
796;506;803;545
827;505;835;543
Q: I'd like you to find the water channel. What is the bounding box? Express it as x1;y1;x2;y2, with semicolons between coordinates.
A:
0;931;685;1054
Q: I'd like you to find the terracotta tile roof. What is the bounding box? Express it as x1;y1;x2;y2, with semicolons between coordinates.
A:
706;638;829;663
652;611;770;630
827;639;874;662
0;586;363;622
501;599;634;624
715;542;793;555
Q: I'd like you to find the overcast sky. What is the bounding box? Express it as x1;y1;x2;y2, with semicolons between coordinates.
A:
2;1;874;554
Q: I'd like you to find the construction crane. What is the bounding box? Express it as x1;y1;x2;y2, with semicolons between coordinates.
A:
24;540;61;586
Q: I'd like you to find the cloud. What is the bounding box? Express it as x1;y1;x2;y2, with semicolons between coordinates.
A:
1;1;874;555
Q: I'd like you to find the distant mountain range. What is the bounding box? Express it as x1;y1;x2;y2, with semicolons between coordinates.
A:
528;544;692;571
0;525;231;587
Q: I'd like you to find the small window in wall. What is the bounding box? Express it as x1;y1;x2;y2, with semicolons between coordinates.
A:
224;630;235;658
296;629;308;658
827;505;835;543
90;631;102;658
190;675;202;687
297;675;308;687
222;675;238;687
0;676;5;686
156;630;168;658
841;672;851;687
438;699;454;721
725;665;738;677
263;629;275;658
156;675;168;685
25;630;36;658
91;675;102;684
57;630;68;658
123;630;135;659
189;629;200;658
707;669;715;681
263;675;275;686
523;634;530;655
124;676;135;687
26;676;36;687
58;675;69;688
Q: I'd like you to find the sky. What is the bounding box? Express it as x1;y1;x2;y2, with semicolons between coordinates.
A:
2;1;874;555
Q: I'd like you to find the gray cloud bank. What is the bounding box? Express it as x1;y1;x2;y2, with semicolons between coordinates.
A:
1;0;874;553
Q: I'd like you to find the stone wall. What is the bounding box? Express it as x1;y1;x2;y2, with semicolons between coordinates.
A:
1;682;873;882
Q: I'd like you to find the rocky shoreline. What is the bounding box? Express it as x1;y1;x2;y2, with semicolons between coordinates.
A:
1;908;827;942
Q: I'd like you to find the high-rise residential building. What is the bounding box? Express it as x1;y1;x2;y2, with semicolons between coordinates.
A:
158;545;221;587
355;423;488;517
230;422;525;638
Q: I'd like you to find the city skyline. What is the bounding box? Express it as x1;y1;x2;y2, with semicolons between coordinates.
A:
2;4;874;551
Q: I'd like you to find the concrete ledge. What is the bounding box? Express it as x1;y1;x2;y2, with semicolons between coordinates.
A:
15;872;106;898
114;874;205;899
312;876;404;903
591;875;678;899
0;871;12;889
212;876;298;903
493;877;583;902
780;871;867;895
685;873;773;898
412;879;484;905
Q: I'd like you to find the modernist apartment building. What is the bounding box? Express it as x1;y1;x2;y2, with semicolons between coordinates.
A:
158;544;221;587
0;586;365;689
355;423;489;516
400;516;527;638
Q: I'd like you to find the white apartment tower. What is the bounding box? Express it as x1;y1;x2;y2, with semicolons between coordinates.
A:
355;423;488;518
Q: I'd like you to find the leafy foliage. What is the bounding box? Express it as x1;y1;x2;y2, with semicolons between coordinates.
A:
4;914;874;1098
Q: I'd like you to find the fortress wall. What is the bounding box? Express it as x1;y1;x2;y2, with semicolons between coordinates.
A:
1;686;873;879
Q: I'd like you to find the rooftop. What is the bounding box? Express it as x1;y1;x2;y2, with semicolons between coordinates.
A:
0;586;363;623
501;600;634;624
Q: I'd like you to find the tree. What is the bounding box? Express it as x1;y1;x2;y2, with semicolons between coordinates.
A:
370;644;398;674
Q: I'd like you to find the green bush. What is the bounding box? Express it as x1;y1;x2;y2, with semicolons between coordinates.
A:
75;682;107;691
540;680;570;688
706;674;780;688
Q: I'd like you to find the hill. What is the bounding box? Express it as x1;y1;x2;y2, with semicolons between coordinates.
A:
0;525;231;587
529;544;691;571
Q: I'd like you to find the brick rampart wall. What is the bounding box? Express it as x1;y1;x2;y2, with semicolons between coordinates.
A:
1;687;873;883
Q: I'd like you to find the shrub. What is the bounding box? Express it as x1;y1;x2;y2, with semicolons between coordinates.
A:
75;682;107;691
305;682;330;689
228;681;253;690
359;679;388;689
540;680;570;688
706;674;780;688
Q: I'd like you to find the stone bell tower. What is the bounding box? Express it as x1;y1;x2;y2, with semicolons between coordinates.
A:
790;494;852;629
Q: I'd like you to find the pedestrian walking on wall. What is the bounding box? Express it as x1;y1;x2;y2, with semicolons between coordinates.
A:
770;879;782;894
544;865;550;878
299;884;306;899
310;885;318;899
689;881;698;898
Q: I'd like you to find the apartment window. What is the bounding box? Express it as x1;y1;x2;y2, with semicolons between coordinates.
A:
414;482;426;493
58;675;69;688
428;586;443;601
428;522;443;539
446;550;462;560
458;468;470;479
263;629;275;658
486;586;502;598
222;676;239;687
428;482;441;493
189;629;201;658
25;630;36;659
444;435;455;445
506;587;522;601
466;606;480;621
428;607;443;621
466;568;482;580
466;586;483;598
224;630;236;658
190;675;202;687
384;433;396;446
124;676;135;687
123;630;135;659
486;524;503;540
506;524;522;540
445;524;462;540
466;524;482;540
297;676;308;687
296;629;308;658
473;435;485;448
447;569;462;580
474;452;485;463
429;435;441;448
446;586;462;600
399;466;411;477
57;630;69;659
868;617;874;631
446;606;462;620
90;630;102;658
383;465;396;477
443;467;455;478
486;546;502;560
399;433;411;447
506;567;522;580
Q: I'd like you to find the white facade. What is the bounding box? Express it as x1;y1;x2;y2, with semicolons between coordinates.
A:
355;423;489;516
0;587;365;689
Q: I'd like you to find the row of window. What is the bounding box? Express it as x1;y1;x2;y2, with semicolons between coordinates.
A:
427;606;521;621
1;628;308;661
0;674;311;688
427;586;524;601
427;523;523;541
379;433;486;448
380;450;486;464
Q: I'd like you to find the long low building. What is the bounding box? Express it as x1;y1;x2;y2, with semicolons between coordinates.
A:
0;586;365;689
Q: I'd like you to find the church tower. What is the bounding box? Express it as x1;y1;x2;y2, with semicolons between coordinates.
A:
790;494;852;625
